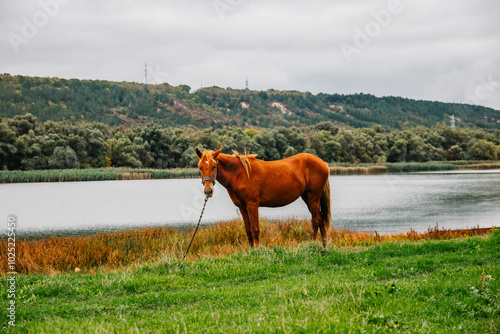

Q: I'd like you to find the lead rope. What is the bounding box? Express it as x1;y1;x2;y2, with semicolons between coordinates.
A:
183;196;209;260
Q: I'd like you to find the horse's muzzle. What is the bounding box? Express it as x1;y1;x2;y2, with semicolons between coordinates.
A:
202;176;216;198
204;187;213;197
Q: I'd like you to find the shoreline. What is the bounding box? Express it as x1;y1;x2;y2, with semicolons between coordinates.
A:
1;218;496;276
1;161;499;183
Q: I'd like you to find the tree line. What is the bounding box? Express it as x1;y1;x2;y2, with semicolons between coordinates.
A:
2;74;500;130
1;113;499;171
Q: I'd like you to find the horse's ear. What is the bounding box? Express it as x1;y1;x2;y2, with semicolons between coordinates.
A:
195;147;203;159
213;147;223;159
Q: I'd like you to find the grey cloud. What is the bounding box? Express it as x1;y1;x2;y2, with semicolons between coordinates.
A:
1;0;499;110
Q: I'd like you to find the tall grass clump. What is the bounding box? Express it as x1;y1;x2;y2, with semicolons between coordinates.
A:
1;219;495;276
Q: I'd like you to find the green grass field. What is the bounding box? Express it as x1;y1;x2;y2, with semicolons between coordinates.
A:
3;230;499;333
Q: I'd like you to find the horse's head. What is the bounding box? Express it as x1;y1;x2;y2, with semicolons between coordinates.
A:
195;147;222;198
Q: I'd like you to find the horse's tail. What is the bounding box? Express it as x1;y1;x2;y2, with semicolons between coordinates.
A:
319;177;331;234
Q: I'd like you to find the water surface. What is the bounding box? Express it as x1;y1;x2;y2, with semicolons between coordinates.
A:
2;170;499;236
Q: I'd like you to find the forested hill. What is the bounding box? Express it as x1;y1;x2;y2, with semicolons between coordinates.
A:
1;74;499;130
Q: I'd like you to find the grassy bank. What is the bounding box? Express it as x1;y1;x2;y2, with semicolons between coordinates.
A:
384;161;500;173
1;219;495;276
0;161;499;183
456;162;500;170
330;160;500;173
382;161;457;172
0;167;199;183
2;229;499;332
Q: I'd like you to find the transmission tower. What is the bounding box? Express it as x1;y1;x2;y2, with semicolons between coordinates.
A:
245;77;249;90
144;62;148;86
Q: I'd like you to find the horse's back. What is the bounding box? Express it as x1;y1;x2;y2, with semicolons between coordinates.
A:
253;153;328;176
252;153;326;174
254;153;329;193
286;153;329;178
293;153;328;168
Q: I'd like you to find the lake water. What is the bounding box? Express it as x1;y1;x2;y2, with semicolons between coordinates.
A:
2;170;500;237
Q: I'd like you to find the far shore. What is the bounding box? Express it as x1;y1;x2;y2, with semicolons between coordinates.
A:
0;161;499;183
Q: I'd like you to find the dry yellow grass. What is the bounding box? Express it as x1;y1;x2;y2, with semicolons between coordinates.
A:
457;163;500;170
0;219;494;276
329;166;388;175
120;172;152;180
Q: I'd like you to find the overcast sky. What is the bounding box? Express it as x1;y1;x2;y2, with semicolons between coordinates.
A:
1;0;499;110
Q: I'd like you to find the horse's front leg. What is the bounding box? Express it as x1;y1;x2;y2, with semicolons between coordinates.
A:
246;203;260;247
239;207;254;247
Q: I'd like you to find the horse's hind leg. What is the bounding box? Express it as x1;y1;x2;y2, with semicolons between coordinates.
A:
301;192;319;241
318;219;328;248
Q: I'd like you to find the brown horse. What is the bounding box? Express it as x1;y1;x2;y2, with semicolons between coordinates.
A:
195;147;331;247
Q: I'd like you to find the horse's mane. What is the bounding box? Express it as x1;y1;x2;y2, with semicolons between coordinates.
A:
199;149;256;178
232;150;256;179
